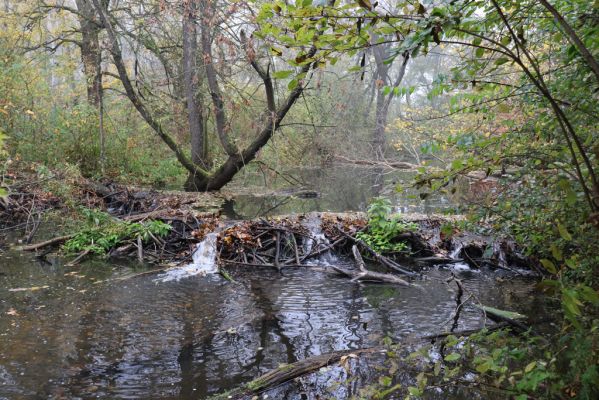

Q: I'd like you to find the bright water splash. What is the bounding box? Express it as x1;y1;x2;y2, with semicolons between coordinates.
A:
448;243;472;271
302;213;338;266
156;232;218;282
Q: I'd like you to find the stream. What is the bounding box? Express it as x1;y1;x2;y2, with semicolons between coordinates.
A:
0;166;545;399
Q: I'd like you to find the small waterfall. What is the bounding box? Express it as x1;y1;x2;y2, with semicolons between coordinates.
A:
448;243;471;270
302;213;338;266
156;232;218;282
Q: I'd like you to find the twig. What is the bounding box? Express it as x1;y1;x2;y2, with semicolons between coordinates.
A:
66;249;91;267
137;235;144;263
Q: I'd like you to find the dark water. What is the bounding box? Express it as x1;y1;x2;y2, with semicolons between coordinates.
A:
0;166;542;399
0;250;544;399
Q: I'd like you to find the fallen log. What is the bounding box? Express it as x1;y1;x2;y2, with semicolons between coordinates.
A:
476;305;530;334
333;155;417;169
210;347;382;400
19;234;74;251
210;321;522;400
413;256;463;264
329;246;413;287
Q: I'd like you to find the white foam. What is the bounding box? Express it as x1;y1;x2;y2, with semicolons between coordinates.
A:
155;233;218;282
302;214;338;266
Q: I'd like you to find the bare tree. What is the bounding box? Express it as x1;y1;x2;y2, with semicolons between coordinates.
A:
90;0;318;191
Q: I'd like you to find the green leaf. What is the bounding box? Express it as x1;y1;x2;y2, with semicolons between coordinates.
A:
288;79;299;90
408;386;422;396
494;57;509;66
524;361;537;373
578;285;599;305
557;223;572;241
565;257;579;269
272;70;294;79
500;36;511;46
550;244;563;261
379;375;392;387
444;353;461;362
540;259;557;274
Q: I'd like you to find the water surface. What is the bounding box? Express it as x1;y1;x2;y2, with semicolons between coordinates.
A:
0;249;543;399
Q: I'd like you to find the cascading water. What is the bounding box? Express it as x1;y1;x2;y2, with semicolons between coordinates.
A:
302;213;338;266
156;232;218;282
448;243;471;271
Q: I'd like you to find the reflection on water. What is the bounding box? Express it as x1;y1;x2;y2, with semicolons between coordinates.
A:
224;165;456;219
0;165;535;399
0;249;544;399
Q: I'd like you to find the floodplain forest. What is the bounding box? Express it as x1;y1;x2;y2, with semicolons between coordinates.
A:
0;1;598;399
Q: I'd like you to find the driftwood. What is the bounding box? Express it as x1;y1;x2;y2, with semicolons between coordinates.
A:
333;155;417;169
19;234;74;251
65;249;91;267
413;256;463;264
477;306;530;334
211;320;527;400
211;347;382;400
329;245;413;287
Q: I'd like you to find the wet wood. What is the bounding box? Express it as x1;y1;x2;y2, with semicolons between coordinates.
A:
66;249;91;267
340;231;417;276
212;319;524;400
213;347;382;400
329;245;413;287
20;234;74;251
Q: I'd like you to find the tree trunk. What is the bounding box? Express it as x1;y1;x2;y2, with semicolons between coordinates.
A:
75;0;103;107
182;0;208;169
373;88;388;161
370;42;409;161
91;0;315;192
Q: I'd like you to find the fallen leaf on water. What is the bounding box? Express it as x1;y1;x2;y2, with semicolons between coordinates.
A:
339;353;359;374
8;285;49;292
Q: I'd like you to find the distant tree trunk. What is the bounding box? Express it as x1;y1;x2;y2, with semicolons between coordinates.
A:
371;43;409;161
373;87;388;161
75;0;108;170
182;0;208;169
74;0;103;107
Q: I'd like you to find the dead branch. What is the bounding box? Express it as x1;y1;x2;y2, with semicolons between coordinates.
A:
340;231;417;276
20;234;74;251
328;245;413;286
218;347;381;400
333;155;417;169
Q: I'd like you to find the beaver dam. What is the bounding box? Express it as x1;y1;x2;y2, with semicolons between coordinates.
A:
0;168;549;399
